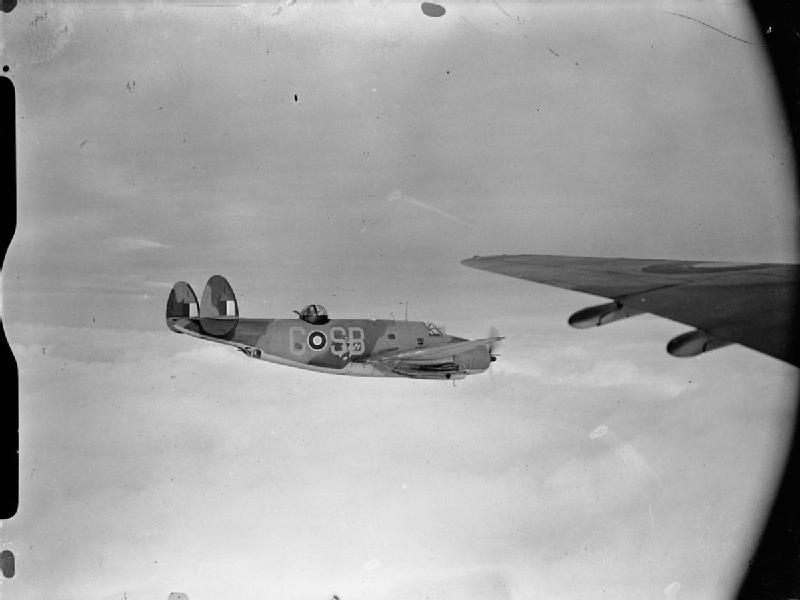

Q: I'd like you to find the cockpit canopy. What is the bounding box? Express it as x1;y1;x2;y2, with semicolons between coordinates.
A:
425;322;445;336
296;304;329;325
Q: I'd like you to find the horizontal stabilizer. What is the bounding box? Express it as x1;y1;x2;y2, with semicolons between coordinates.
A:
200;275;239;336
166;281;199;331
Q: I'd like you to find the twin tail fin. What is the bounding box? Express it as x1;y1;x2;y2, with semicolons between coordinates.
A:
166;275;239;336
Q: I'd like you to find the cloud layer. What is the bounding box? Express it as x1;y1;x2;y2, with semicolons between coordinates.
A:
5;321;796;600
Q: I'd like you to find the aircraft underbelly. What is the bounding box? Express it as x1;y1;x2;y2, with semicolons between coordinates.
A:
254;352;393;376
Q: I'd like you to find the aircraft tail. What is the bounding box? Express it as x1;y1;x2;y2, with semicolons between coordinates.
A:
198;275;239;336
166;281;199;332
166;276;239;337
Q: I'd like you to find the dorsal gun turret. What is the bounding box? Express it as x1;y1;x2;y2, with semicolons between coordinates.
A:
295;304;329;325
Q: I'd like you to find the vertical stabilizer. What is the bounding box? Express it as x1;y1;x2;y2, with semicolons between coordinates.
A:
199;275;239;336
166;281;199;332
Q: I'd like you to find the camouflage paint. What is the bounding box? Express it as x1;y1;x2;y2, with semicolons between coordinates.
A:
166;276;498;380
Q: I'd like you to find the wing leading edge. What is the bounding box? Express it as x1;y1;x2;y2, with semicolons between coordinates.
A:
363;336;502;379
369;337;503;363
462;254;799;366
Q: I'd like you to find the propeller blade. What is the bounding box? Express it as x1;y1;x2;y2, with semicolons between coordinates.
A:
488;326;503;357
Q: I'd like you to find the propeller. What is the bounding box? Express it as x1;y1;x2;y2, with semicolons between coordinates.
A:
488;325;503;361
483;325;511;389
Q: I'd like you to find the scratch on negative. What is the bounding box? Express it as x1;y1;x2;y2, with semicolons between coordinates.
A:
492;0;515;22
547;47;559;57
664;11;754;45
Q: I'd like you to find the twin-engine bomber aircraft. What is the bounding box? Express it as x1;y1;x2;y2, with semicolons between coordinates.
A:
166;276;503;380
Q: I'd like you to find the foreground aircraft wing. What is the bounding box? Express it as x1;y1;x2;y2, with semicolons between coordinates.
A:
370;337;503;363
462;254;799;366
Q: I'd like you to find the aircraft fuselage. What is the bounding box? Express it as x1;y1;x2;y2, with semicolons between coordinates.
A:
166;277;499;380
171;316;476;377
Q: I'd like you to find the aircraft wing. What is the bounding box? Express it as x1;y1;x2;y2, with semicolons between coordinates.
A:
370;337;503;363
462;254;799;365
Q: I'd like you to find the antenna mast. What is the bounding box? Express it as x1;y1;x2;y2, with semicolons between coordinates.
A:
397;301;408;321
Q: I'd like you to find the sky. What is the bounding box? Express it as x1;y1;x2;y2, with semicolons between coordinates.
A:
0;1;798;599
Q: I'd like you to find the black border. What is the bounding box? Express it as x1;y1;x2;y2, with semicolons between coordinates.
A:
736;2;800;598
0;72;19;520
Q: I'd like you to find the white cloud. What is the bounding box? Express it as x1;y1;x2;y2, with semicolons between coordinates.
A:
589;424;662;486
110;236;168;251
664;581;681;599
361;558;382;571
4;322;796;600
493;342;692;399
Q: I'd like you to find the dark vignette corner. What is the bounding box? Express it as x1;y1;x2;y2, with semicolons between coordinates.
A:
737;1;800;598
0;73;19;520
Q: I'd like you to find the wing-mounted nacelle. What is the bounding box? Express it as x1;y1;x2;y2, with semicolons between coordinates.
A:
667;329;733;358
568;301;643;329
455;345;492;374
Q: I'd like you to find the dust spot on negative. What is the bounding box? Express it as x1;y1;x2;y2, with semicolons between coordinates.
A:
421;2;445;17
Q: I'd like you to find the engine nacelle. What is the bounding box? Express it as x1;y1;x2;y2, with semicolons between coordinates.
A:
456;345;492;374
568;302;643;329
666;329;732;358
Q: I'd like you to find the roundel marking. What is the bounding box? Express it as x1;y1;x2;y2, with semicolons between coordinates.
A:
307;331;327;351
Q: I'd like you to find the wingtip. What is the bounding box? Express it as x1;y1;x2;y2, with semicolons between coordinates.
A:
462;254;512;266
461;255;485;266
